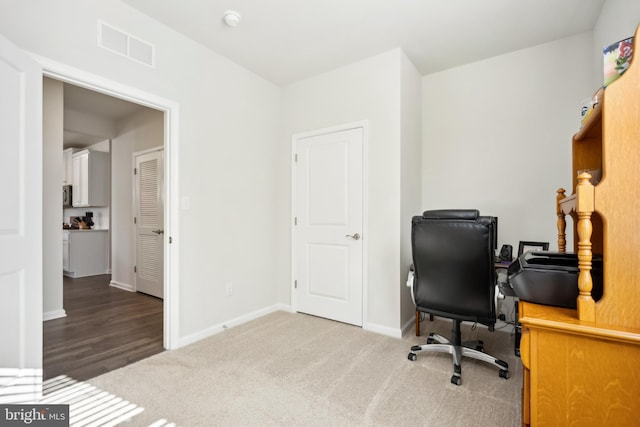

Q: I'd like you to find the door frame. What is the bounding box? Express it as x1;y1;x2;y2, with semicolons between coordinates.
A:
290;120;369;328
34;54;181;350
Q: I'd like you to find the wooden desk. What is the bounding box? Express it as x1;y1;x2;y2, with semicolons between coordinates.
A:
519;300;640;426
519;25;640;427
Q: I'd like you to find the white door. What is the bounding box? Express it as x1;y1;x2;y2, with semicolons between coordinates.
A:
134;149;164;299
294;127;363;326
0;33;43;402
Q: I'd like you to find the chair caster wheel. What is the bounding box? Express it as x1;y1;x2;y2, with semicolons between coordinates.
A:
499;370;510;379
408;352;417;361
451;375;462;386
426;338;435;344
475;345;484;352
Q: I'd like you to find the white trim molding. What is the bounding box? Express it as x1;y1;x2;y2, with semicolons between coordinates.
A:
178;304;292;349
109;280;135;292
401;316;415;337
365;322;403;339
42;310;66;322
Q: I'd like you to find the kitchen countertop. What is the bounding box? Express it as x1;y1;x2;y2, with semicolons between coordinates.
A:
63;228;109;232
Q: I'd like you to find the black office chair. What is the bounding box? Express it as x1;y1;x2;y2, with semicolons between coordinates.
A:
407;209;509;386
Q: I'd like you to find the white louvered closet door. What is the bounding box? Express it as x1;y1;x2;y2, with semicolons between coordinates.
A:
134;149;164;298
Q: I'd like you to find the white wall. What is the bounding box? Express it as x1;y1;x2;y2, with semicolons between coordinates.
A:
592;2;640;88
42;77;65;320
281;49;404;333
421;33;595;254
0;0;281;342
111;107;163;290
8;0;631;347
87;139;110;153
399;53;422;329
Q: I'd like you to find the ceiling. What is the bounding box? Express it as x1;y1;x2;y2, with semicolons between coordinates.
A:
63;83;145;148
64;83;144;121
121;0;605;86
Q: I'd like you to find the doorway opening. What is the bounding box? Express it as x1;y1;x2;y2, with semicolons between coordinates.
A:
40;58;180;380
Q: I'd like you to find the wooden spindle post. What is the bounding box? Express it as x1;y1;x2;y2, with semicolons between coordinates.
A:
556;188;567;253
575;173;595;322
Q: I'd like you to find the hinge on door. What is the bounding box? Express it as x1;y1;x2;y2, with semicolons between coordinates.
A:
134;217;137;224
134;168;137;175
169;236;172;244
294;153;298;162
294;217;297;226
294;280;297;289
134;265;137;273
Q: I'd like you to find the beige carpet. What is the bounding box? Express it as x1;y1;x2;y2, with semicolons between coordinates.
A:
73;311;522;426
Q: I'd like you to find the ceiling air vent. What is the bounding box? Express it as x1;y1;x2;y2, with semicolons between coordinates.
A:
98;21;155;68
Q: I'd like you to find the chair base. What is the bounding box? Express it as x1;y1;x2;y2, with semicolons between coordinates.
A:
407;321;509;386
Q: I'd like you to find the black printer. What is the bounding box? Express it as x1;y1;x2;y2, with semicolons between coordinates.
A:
507;251;603;309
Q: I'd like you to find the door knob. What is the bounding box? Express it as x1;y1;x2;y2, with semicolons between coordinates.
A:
152;229;164;235
345;233;361;240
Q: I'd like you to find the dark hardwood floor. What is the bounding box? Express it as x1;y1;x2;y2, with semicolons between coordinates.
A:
43;275;164;381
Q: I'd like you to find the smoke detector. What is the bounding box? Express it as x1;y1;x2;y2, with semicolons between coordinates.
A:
223;10;242;27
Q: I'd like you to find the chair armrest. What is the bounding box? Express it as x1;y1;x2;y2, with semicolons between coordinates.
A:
407;269;416;305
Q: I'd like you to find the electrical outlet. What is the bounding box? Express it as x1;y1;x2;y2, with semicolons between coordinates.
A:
225;283;233;296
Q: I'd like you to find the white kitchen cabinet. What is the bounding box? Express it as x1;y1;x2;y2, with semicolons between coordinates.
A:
62;147;77;185
72;149;109;207
62;232;69;271
63;229;109;278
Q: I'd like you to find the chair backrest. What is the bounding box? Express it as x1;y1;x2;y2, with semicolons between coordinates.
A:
411;209;497;326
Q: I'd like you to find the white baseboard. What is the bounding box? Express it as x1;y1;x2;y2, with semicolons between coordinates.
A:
43;310;66;321
178;304;292;348
364;322;403;339
401;316;415;336
110;280;135;292
274;303;293;313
